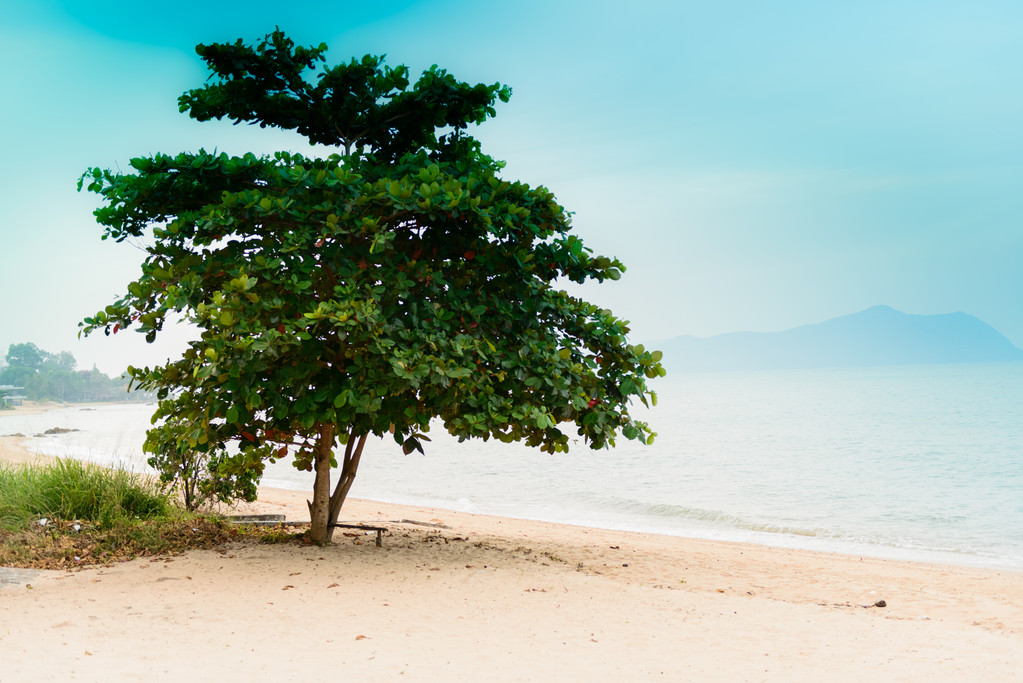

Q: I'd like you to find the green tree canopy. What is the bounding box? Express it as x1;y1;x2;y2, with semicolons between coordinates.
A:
80;30;664;543
6;342;48;370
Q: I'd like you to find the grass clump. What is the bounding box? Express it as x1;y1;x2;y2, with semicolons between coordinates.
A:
0;458;169;531
0;458;220;569
0;459;310;569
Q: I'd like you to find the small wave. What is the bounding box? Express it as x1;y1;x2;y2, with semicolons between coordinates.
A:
595;496;832;538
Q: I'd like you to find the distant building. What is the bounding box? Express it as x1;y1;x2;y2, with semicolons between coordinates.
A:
0;384;25;408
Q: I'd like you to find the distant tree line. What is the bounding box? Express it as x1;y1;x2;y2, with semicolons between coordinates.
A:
0;342;150;403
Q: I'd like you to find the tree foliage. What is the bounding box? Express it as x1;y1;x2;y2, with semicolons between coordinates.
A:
6;343;48;370
80;30;664;543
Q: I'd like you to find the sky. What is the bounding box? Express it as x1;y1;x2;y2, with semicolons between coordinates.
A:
1;0;1021;375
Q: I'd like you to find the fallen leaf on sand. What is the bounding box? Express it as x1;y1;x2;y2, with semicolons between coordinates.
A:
283;585;295;590
327;583;340;588
355;635;369;641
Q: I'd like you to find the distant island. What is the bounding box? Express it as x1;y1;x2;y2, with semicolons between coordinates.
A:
658;306;1023;372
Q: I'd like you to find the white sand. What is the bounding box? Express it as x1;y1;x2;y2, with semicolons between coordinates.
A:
2;431;1022;680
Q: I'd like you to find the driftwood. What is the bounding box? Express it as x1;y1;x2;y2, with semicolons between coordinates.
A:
224;514;287;526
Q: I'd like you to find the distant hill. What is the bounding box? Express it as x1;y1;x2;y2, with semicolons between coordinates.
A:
659;306;1023;372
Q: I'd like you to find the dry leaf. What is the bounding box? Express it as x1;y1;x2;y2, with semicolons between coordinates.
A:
355;635;368;641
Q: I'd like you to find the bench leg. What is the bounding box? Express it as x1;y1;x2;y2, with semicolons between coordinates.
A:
375;529;382;547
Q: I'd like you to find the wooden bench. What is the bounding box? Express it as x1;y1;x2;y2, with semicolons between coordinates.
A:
224;515;386;546
329;523;387;547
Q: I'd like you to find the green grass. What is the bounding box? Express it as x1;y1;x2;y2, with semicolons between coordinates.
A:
0;458;170;531
0;459;307;569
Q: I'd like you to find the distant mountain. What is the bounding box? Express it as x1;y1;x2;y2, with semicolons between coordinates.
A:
659;306;1023;372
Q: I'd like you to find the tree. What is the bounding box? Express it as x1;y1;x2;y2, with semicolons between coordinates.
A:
6;342;48;370
80;30;665;544
44;351;77;373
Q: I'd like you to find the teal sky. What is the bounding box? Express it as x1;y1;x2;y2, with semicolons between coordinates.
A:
2;0;1021;374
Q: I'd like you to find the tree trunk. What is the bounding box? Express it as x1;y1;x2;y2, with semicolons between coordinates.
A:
327;432;368;530
306;425;367;545
307;423;335;545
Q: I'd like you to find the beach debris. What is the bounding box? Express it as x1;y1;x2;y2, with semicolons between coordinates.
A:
225;514;287;526
855;599;888;608
395;519;451;529
355;635;369;641
822;600;889;609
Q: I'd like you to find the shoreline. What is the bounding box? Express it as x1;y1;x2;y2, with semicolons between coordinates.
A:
2;438;1023;678
245;482;1023;573
2;412;1022;572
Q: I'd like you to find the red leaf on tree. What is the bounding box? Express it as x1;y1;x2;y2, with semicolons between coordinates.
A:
241;431;256;442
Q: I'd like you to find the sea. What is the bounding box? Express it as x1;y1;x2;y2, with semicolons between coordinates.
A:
3;361;1022;571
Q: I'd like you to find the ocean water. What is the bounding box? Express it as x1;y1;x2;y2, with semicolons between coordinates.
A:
3;362;1022;570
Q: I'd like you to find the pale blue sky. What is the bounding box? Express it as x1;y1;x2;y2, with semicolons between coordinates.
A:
2;0;1021;374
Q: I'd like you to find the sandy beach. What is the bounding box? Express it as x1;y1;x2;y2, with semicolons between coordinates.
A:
2;427;1023;680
